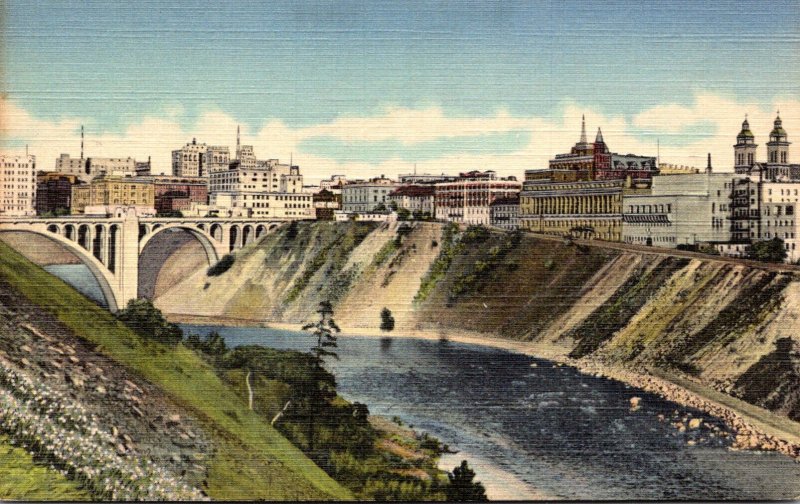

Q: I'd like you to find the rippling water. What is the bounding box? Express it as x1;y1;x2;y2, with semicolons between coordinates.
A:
181;324;800;500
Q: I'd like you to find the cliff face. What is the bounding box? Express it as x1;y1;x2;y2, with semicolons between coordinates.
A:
154;221;800;422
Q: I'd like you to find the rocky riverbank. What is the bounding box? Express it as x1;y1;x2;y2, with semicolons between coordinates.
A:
169;313;800;466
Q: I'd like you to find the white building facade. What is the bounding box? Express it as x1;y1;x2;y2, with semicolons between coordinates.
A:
622;172;740;248
172;139;209;177
206;159;311;219
0;153;37;216
341;177;398;213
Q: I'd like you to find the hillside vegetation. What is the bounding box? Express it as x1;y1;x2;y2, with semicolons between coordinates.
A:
156;221;800;428
0;240;351;501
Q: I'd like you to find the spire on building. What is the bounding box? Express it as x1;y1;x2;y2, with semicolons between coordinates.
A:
580;114;587;144
706;152;712;173
236;125;241;151
595;127;604;144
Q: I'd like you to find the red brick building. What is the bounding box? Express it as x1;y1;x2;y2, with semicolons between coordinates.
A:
151;175;208;214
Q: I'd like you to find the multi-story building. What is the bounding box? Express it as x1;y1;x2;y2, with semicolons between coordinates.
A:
341;176;399;213
55;153;87;177
149;175;208;214
36;172;83;215
519;119;657;241
434;171;521;226
388;185;435;216
172;138;209;177
205;146;230;173
320;175;347;192
207;191;313;219
55;153;137;180
758;181;800;261
205;156;312;219
71;174;155;215
548;117;657;185
520;177;629;241
0;153;37;216
210;159;302;194
490;196;520;230
622;166;740;248
313;189;341;220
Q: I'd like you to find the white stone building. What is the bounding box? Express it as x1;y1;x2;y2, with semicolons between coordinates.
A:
55;153;87;176
341;176;398;213
388;185;435;215
206;146;230;173
622;172;740;248
0;153;37;216
55;153;136;180
490;196;520;230
172;139;209;177
207;158;311;219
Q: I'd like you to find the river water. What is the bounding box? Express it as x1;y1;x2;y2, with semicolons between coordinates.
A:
181;324;800;501
39;266;800;499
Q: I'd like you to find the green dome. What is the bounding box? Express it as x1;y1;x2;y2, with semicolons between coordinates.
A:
738;117;754;138
771;126;787;137
771;115;787;138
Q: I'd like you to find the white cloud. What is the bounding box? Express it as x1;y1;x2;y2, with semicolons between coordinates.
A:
2;93;798;184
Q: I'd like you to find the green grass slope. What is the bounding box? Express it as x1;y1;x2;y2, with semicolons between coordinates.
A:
0;240;352;501
0;435;91;501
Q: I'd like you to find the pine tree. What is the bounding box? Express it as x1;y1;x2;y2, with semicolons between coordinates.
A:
446;460;488;502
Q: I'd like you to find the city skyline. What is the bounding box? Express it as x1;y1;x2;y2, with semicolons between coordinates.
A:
2;0;799;182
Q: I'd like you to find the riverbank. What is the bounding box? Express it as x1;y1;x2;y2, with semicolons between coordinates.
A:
169;312;800;464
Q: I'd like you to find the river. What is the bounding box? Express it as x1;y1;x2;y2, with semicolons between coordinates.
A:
181;323;800;501
39;266;800;499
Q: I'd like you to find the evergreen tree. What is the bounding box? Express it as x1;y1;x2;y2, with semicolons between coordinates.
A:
301;300;341;451
445;460;488;502
380;307;395;332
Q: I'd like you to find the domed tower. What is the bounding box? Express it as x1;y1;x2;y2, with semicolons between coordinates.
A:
766;112;790;164
734;116;758;172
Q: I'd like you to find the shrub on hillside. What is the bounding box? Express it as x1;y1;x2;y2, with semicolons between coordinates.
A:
748;237;788;263
207;254;235;276
380;307;395;332
116;299;183;346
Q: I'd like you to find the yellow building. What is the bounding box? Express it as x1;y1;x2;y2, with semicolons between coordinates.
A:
519;178;628;241
71;175;154;214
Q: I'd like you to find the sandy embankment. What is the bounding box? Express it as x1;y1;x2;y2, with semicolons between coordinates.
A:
168;312;800;463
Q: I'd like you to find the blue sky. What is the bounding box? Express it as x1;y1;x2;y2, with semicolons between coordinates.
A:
3;0;799;179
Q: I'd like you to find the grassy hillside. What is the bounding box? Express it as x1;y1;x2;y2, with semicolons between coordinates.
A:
0;435;90;501
0;240;351;501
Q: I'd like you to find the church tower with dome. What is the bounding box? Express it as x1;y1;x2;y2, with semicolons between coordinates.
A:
734;116;758;172
766;113;790;165
734;113;799;181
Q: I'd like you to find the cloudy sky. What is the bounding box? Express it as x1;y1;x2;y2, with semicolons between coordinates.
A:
2;0;799;182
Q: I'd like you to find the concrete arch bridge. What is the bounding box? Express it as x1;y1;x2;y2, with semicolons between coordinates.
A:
0;211;286;312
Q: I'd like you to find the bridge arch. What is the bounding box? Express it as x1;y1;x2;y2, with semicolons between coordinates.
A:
137;224;223;300
0;228;120;312
138;223;224;261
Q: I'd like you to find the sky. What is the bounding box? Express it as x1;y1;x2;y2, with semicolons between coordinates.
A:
2;0;799;182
